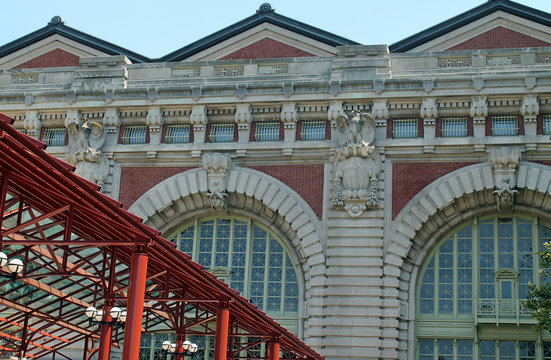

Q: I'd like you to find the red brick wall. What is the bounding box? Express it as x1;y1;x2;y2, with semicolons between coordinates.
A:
447;27;551;51
14;48;80;69
248;165;324;219
119;167;192;209
220;38;315;60
392;162;476;219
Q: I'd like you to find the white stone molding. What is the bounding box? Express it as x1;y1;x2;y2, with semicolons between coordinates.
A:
385;160;551;359
24;110;41;138
521;95;539;137
146;106;163;132
190;105;208;144
128;166;326;346
470;96;487;138
281;103;298;143
202;153;232;210
235;104;252;143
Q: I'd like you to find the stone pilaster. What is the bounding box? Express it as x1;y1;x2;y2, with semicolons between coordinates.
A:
103;108;120;147
420;98;437;140
281;103;298;143
24;111;41;139
191;105;208;144
328;101;344;141
146;106;163;145
521;95;539;138
372;100;389;141
235;104;252;143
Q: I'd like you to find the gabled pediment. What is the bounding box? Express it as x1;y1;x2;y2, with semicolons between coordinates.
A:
157;3;358;62
390;0;551;52
0;16;148;70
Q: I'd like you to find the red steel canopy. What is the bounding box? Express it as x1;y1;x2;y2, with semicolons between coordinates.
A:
0;112;323;360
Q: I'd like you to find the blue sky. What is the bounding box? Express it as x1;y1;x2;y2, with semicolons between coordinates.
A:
1;0;551;58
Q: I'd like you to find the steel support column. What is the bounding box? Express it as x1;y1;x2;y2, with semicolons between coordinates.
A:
268;340;280;360
122;245;149;360
97;303;113;360
174;333;185;360
214;303;230;360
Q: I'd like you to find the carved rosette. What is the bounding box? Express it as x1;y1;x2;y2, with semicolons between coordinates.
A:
331;111;382;217
489;148;521;212
202;153;232;210
66;110;109;188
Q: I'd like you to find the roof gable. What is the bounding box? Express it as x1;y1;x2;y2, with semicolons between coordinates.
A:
447;25;551;50
390;0;551;52
0;16;149;64
157;3;358;62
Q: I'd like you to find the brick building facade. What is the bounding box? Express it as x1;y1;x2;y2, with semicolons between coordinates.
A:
2;1;551;359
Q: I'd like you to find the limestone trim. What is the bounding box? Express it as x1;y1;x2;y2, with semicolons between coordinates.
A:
384;160;551;359
127;166;326;344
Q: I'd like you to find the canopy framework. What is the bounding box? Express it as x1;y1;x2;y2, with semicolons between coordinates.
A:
0;113;323;360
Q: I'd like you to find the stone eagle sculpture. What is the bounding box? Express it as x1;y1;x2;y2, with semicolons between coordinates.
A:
336;110;375;147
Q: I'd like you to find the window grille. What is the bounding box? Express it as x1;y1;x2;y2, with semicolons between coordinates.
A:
255;121;280;142
393;118;418;138
544;115;551;135
492;116;518;136
417;340;542;360
300;120;326;141
210;123;234;143
442;117;467;137
42;128;66;146
165;124;190;143
122;125;147;144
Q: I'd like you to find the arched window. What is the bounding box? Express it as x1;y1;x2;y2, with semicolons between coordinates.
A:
416;216;551;359
138;218;300;360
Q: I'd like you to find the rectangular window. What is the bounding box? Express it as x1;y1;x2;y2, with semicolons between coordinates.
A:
165;124;190;143
42;128;66;146
442;117;468;137
255;121;280;142
544;115;551;135
393;118;418;138
301;120;326;141
492;116;517;136
122;125;147;144
210;123;234;143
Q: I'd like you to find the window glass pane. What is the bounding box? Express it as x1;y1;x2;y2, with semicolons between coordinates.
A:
123;125;147;144
43;128;66;146
438;238;454;314
420;257;435;314
442;117;467;137
210;123;234;143
457;340;473;360
544;115;551;135
492;116;517;136
480;340;495;360
301;120;326;140
393;118;418;138
520;341;535;360
543;341;551;360
166;124;190;143
418;339;434;360
499;341;515;360
457;228;472;314
438;339;453;360
256;122;280;141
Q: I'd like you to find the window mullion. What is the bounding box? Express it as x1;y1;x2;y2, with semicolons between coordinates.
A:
244;219;252;300
263;230;270;312
211;219;218;269
473;219;480;316
192;218;199;261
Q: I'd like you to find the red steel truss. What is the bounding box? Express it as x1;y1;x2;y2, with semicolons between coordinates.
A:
0;113;323;360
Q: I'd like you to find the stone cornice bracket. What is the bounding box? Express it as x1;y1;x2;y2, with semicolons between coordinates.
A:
372;100;389;122
190;105;208;130
520;95;539;122
103;108;120;133
24;110;41;138
146;106;163;133
281;103;298;128
235;104;252;130
421;98;438;121
489;147;521;212
202;153;232;210
328;101;344;123
470;96;488;122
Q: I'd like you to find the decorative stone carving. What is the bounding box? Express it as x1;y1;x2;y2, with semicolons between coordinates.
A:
331;110;381;217
470;96;488;121
24;111;41;138
489;148;521;212
190;105;208;128
281;103;298;143
202;153;232;210
420;98;438;120
103;108;120;133
146;106;163;133
520;95;539;122
235;104;252;129
66;110;109;187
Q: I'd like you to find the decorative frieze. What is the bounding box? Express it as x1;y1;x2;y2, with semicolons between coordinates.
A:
11;73;39;84
172;67;200;77
214;65;244;77
536;54;551;64
258;64;288;74
437;57;472;67
487;55;520;66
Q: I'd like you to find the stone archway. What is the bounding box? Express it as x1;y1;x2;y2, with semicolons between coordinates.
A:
383;158;551;359
127;165;326;346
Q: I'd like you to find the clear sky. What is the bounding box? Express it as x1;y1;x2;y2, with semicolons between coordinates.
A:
2;0;551;59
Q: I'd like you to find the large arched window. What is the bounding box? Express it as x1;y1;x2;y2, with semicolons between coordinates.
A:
416;216;551;359
138;217;300;360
